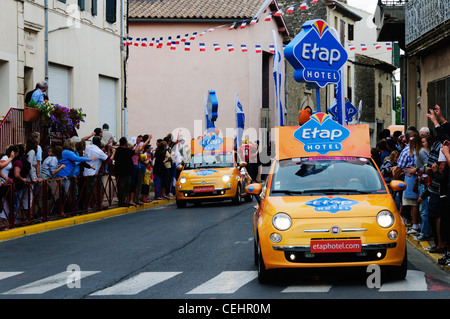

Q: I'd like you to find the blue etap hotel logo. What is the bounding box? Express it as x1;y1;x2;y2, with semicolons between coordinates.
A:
305;197;359;214
284;19;348;88
195;169;217;176
293;113;350;155
199;133;224;152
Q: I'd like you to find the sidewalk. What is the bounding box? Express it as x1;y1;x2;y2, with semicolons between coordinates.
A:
0;196;176;242
405;228;449;272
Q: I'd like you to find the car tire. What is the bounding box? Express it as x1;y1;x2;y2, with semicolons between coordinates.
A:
386;247;408;281
176;199;187;208
257;240;273;284
253;238;258;266
232;184;241;205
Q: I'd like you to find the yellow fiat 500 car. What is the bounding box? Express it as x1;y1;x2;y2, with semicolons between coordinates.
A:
246;113;407;283
175;136;252;208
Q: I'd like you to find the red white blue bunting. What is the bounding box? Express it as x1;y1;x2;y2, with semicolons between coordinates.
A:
124;1;393;54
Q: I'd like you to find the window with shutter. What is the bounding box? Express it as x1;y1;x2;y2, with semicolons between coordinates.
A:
92;0;97;16
48;64;71;109
348;24;354;41
78;0;85;11
99;76;118;137
105;0;116;23
427;76;449;119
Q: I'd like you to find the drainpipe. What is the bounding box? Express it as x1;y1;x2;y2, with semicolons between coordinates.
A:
122;0;129;137
45;0;48;81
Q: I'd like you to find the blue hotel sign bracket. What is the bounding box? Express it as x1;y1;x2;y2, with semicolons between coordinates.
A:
284;19;350;124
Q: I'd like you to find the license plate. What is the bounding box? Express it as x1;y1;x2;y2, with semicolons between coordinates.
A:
310;239;361;253
193;186;215;193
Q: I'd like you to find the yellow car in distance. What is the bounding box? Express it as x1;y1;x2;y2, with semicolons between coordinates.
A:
175;136;252;208
246;113;407;283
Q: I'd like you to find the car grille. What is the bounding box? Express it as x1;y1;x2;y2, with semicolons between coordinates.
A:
283;250;387;263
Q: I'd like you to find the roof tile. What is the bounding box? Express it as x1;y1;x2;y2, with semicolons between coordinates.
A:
129;0;268;20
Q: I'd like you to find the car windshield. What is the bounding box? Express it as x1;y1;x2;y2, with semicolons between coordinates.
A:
270;157;386;195
185;152;234;169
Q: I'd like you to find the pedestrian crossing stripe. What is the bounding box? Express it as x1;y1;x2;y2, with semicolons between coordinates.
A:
0;272;23;281
0;270;448;295
2;271;99;295
282;281;333;293
186;271;258;294
90;272;182;296
379;270;428;292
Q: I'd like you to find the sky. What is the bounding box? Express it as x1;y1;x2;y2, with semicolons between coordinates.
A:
346;0;379;14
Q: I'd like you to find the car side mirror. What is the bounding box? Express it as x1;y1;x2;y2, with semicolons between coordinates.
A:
246;183;262;195
389;180;406;192
246;183;262;204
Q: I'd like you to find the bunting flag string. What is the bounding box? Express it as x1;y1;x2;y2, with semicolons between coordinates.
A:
125;36;394;54
124;0;322;51
347;42;393;52
124;0;393;54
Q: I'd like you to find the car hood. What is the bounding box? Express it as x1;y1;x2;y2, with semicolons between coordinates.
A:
263;194;396;218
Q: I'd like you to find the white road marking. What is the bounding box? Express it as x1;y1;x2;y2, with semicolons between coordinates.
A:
2;271;99;295
282;282;333;293
90;272;182;296
379;270;428;292
187;271;258;294
0;272;23;281
0;269;440;295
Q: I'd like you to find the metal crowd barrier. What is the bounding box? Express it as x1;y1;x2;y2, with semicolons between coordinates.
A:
0;173;119;230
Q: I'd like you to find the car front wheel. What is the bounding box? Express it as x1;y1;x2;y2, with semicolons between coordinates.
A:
257;240;273;284
232;184;241;205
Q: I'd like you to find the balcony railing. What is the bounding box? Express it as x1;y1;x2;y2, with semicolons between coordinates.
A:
381;0;408;6
405;0;450;45
0;108;26;158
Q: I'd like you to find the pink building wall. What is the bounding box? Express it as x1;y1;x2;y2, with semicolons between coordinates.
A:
127;16;286;144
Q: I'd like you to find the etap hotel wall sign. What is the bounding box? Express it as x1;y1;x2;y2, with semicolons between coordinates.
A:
284;19;348;88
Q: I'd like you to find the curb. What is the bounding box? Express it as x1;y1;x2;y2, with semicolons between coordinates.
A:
406;232;449;272
0;198;176;242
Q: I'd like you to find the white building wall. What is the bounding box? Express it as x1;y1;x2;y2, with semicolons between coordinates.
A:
0;0;127;138
0;0;19;116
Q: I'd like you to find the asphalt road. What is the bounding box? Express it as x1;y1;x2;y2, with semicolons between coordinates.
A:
0;200;448;304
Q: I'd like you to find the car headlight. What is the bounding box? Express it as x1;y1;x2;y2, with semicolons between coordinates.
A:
179;176;187;184
272;213;292;231
222;175;231;182
377;210;395;228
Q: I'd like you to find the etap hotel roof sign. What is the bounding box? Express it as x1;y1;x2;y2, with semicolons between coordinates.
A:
284;19;348;88
274;113;371;160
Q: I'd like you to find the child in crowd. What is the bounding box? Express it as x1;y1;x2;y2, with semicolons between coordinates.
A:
40;146;65;179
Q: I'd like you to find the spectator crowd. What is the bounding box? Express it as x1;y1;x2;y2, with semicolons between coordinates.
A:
376;105;450;266
0;124;190;230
